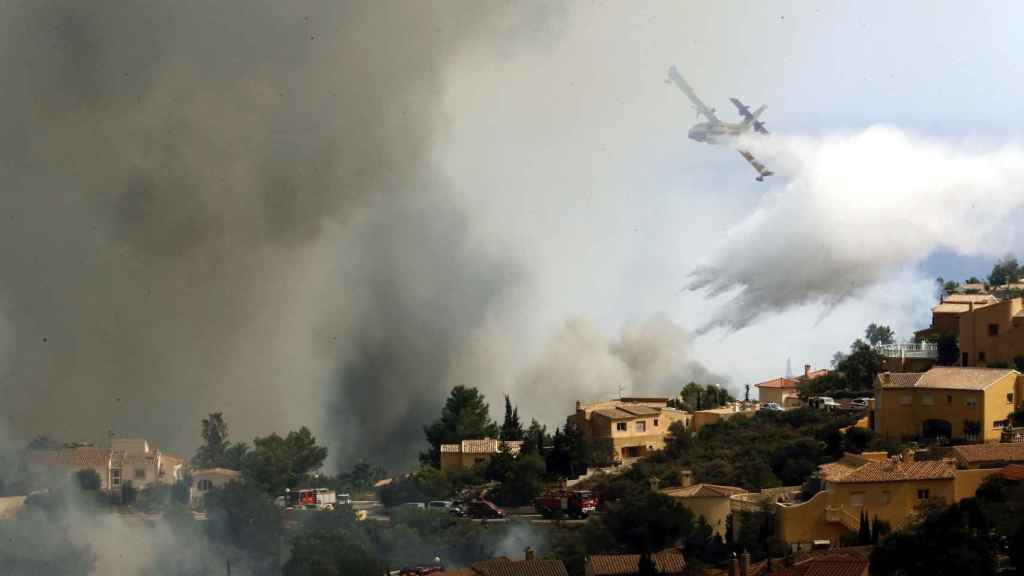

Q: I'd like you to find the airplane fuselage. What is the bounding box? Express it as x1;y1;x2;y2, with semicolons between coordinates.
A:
687;121;749;145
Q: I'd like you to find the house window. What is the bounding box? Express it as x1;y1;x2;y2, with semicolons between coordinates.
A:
880;491;891;505
616;422;627;432
979;352;987;363
134;468;146;480
994;419;1010;429
989;323;1000;336
921;394;934;406
917;489;930;500
635;421;646;433
947;395;953;406
965;398;978;408
850;492;864;507
899;395;912;406
111;468;122;487
653;419;659;427
197;479;213;491
1009;393;1015;404
963;352;970;366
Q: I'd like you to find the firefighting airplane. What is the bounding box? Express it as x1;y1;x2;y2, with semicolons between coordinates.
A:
666;66;774;182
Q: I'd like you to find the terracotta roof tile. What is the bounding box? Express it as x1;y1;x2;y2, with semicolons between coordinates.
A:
28;448;111;469
999;464;1024;481
831;459;954;484
772;555;869;576
469;559;568;576
952;443;1024;465
879;367;1015;391
662;484;747;499
587;551;686;575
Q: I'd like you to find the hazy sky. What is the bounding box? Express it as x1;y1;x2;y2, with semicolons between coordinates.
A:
3;1;1023;467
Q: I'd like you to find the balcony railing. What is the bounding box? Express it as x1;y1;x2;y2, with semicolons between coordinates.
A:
874;342;938;359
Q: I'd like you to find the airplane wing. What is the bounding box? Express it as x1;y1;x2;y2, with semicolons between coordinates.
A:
730;98;769;135
738;149;774;182
667;66;719;122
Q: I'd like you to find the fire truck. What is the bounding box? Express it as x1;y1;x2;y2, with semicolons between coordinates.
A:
285;488;337;511
533;489;597;519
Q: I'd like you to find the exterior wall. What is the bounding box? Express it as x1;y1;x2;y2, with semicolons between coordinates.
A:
673;496;733;537
439;452;493;473
954;468;999;500
757;387;799;405
775;490;847;546
692;409;752;433
190;471;241;507
876;387;986;441
829;478;952;532
932;312;962;338
981;374;1020;441
960;299;1024;367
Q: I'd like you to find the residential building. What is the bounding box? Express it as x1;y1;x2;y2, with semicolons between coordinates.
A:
959;297;1024;368
190;467;242;507
569;398;689;461
439;438;523;473
914;293;999;341
585;549;686;576
754;364;829;406
774;452;996;547
874;367;1023;443
691;403;756;433
26;438;184;495
661;470;746;537
951;442;1024;469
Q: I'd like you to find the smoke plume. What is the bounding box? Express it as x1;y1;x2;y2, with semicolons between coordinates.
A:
517;315;726;426
689;126;1024;331
0;0;564;468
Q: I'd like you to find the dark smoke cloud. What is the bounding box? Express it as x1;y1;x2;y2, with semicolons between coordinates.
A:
0;0;564;468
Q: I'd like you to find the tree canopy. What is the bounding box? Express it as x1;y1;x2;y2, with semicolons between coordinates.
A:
421;386;499;467
988;254;1020;288
500;394;524;441
865;323;895;346
242;426;328;496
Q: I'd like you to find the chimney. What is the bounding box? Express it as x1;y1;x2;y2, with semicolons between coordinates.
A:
524;547;535;561
679;469;694;487
804;364;811;379
728;553;738;576
740;550;751;576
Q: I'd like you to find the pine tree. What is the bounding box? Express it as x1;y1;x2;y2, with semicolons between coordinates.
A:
500;394;524;441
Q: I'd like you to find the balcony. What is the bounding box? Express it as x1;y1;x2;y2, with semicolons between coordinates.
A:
874;342;938;359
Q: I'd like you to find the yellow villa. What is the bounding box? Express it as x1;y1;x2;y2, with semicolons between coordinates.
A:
959;297;1024;368
874;367;1024;443
569;398;690;461
774;451;996;548
661;471;746;538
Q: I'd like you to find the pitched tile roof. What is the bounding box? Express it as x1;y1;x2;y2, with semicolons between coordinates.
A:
27;448;112;469
468;559;568;576
998;464;1024;481
587;551;686;575
952;443;1024;465
662;483;747;499
771;555;869;576
818;454;870;482
829;458;954;484
439;439;524;455
879;367;1016;391
755;377;798;389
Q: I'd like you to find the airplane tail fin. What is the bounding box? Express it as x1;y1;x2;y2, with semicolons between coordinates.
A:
740;105;767;129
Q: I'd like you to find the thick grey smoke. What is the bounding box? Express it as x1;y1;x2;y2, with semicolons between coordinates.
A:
517;315;726;426
0;1;564;468
689;127;1024;331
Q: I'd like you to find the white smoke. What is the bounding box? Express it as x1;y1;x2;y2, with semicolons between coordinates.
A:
690;126;1024;331
516;315;725;427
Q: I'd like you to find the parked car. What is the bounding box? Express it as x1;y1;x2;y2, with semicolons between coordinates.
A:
463;499;505;519
391;502;426;513
427;500;454;511
759;402;784;412
850;397;871;409
808;396;840;410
